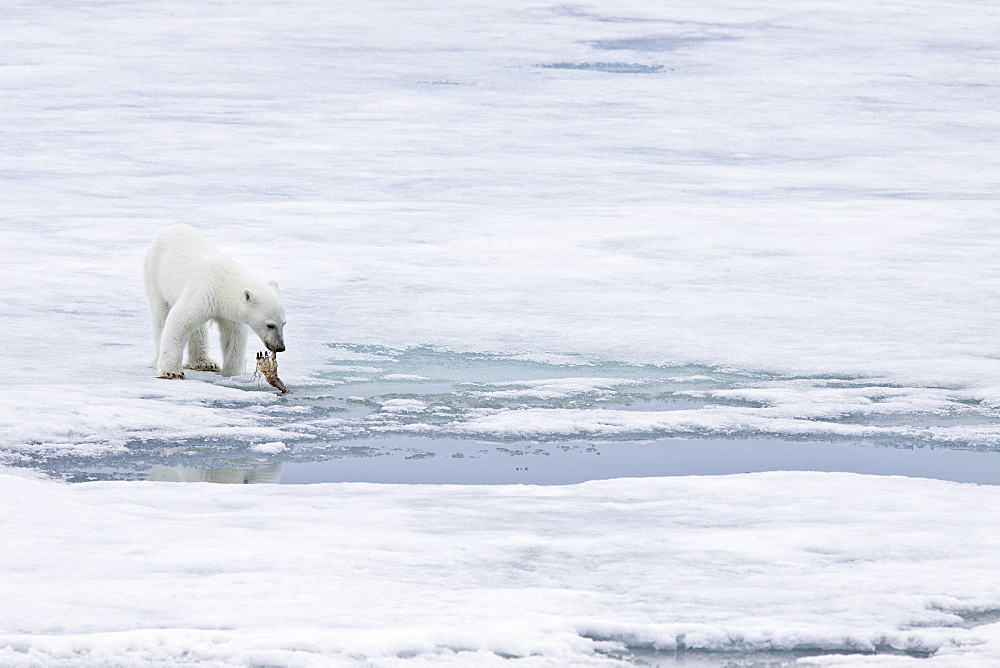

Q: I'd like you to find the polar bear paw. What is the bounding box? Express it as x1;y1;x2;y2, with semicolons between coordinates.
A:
185;359;222;372
157;371;186;380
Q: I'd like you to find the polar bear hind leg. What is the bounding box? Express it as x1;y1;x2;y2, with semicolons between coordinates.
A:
147;293;169;369
184;324;222;372
155;301;208;379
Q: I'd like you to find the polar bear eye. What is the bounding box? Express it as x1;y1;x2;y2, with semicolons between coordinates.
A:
266;324;276;329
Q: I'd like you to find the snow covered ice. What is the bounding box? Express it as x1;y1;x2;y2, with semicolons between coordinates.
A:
2;0;1000;665
7;470;1000;667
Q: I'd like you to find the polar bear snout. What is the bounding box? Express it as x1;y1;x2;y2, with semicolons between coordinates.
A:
260;325;286;353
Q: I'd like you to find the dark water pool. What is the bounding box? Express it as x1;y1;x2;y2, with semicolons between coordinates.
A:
142;436;1000;486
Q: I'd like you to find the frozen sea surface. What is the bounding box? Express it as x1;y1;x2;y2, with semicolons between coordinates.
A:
2;0;1000;664
12;345;1000;485
5;469;1000;667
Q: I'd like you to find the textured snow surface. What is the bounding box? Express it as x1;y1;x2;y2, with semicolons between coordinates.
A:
2;0;999;453
2;0;1000;457
2;0;1000;664
4;469;1000;666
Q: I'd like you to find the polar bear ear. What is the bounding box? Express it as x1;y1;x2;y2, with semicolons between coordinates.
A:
268;280;280;294
244;289;255;303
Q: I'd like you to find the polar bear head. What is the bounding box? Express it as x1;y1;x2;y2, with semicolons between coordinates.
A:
243;282;287;352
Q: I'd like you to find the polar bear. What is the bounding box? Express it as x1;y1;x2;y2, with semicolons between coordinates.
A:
143;224;286;379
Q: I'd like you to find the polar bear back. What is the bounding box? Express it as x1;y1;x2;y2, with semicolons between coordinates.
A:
145;224;262;308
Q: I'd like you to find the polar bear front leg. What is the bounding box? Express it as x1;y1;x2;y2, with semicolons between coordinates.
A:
217;318;248;377
156;305;205;379
184;324;222;372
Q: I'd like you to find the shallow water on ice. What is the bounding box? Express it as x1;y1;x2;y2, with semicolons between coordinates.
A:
13;344;1000;485
144;435;1000;486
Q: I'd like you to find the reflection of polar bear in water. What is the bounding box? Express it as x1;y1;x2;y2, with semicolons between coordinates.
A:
147;464;283;484
143;224;286;379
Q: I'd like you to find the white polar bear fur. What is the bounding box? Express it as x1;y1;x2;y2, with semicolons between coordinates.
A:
143;224;286;379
